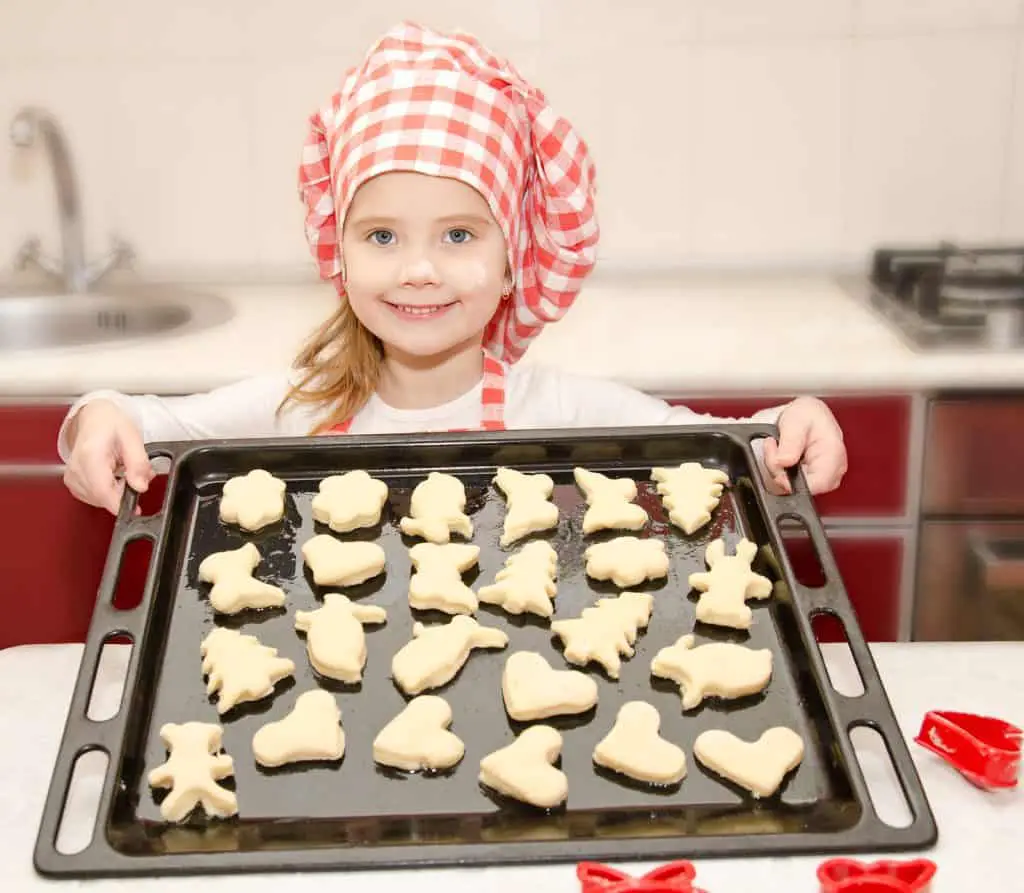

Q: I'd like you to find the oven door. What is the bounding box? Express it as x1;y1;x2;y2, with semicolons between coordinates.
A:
915;521;1024;641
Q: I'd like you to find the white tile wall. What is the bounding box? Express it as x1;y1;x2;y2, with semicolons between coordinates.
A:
1;0;1022;279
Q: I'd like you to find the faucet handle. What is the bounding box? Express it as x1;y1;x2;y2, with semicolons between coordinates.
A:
12;236;62;279
85;233;135;286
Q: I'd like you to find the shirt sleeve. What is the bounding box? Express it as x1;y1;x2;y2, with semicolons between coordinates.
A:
539;367;790;429
55;373;312;461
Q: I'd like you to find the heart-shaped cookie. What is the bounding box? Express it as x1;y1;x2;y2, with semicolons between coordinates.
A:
502;651;598;721
693;726;803;798
817;858;936;893
372;695;464;772
479;725;567;808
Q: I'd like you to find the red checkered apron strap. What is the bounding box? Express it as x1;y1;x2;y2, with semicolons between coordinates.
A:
321;349;506;435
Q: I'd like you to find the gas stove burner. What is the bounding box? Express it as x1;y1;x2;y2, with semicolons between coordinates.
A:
867;242;1024;350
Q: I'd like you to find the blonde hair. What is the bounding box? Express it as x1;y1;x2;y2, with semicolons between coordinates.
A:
279;296;384;433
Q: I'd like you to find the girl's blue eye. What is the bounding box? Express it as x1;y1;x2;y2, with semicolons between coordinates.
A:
445;228;473;244
369;230;395;246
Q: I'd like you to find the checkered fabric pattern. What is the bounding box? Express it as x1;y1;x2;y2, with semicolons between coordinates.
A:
298;21;599;364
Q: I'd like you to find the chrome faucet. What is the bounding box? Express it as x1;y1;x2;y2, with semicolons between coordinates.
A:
9;106;133;292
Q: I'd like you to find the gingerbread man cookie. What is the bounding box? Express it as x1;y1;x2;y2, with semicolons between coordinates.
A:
493;467;559;547
312;470;389;533
197;542;286;614
219;468;287;532
689;537;773;629
399;472;473;544
573;467;648;534
294;593;387;683
584;536;669;588
477;540;558;618
408;542;481;614
148;722;236;822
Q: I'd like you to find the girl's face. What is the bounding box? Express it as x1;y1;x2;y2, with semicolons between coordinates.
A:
341;171;508;363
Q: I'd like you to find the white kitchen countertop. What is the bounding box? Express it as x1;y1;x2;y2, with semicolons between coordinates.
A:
1;272;1023;399
1;641;1021;890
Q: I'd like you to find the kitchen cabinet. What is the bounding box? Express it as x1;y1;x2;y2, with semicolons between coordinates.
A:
0;402;159;650
672;394;913;642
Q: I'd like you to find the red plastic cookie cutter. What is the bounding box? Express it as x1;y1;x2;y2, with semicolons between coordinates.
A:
914;709;1021;790
817;857;937;893
577;860;704;893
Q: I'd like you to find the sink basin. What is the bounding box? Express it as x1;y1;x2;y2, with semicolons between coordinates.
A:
0;282;234;351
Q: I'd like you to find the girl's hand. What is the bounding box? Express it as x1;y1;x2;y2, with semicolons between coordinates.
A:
63;399;153;515
762;396;847;495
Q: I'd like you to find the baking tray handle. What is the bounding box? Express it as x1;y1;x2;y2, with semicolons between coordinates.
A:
34;444;180;875
751;441;936;847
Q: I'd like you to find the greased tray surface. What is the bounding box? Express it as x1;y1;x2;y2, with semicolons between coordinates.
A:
35;426;936;877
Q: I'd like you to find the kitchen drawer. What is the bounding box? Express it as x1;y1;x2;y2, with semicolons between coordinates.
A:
0;401;70;462
674;395;911;518
921;396;1024;516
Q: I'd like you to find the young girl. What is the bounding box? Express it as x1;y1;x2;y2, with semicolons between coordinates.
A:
59;22;847;515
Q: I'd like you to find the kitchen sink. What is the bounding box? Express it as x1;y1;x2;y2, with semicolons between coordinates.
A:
0;282;234;352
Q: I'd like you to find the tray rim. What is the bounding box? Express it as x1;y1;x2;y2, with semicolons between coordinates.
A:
33;423;938;877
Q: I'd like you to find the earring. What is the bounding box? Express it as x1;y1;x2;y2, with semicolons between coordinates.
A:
501;278;514;298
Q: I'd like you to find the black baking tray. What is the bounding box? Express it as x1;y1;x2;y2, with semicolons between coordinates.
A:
34;424;937;877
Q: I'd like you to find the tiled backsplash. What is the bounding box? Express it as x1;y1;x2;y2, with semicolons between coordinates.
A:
1;0;1022;279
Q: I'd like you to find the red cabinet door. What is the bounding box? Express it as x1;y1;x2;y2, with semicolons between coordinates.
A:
0;472;115;649
782;532;903;642
674;395;912;519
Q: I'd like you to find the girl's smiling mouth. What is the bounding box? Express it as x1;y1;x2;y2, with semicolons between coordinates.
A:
385;301;456;319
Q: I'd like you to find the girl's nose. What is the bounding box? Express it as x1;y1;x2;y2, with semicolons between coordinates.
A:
400;257;441;287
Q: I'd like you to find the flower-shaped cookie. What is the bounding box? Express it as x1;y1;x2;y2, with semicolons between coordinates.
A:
219;469;287;532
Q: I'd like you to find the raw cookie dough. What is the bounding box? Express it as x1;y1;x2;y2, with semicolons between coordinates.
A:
693;727;804;798
479;725;567;809
200;627;295;714
197;542;286;614
574;467;648;534
312;470;389;533
493;467;559;547
399;472;473;544
689;537;773;629
477;541;558;618
373;695;465;772
392;615;509;695
650;462;730;535
408;542;481;615
550;591;654;679
502;651;598;721
301;535;386;587
584;536;669;588
219;468;287;532
148;722;236;822
593;701;687;786
294;593;387;682
651;634;773;710
252;690;345;767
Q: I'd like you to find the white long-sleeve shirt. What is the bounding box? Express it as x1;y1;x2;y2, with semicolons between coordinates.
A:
56;362;787;458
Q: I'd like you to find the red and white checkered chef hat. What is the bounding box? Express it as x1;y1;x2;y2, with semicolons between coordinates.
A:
298;21;599;364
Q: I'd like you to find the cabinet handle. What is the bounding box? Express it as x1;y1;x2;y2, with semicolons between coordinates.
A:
0;462;66;478
969;534;1024;591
